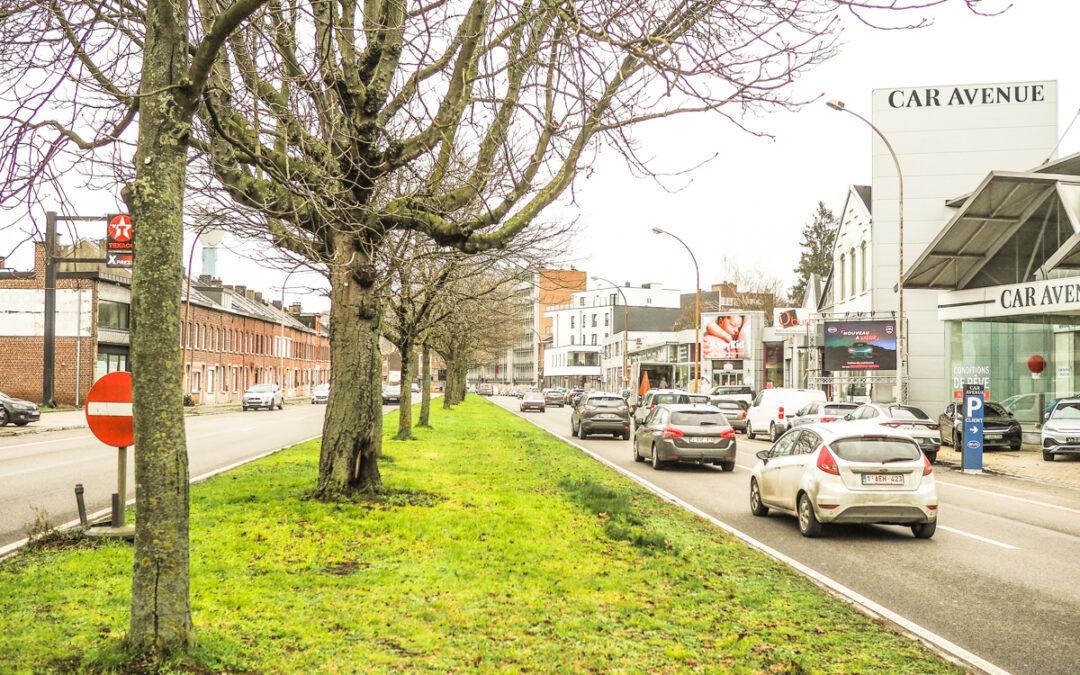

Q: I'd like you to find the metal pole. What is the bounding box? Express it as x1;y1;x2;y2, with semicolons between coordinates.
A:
114;445;128;527
594;277;631;392
43;211;57;407
826;101;906;403
651;229;702;393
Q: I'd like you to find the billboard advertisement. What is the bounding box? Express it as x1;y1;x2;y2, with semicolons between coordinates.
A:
702;313;752;360
773;307;811;334
823;320;897;371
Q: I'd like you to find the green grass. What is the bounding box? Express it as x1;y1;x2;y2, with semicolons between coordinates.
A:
0;398;958;673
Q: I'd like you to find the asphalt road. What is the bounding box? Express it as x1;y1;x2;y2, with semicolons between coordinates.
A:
492;396;1080;675
0;403;393;547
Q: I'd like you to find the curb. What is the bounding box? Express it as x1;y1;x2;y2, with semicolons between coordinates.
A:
500;403;1009;675
935;454;1080;492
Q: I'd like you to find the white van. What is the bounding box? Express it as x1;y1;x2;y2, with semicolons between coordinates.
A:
746;388;827;442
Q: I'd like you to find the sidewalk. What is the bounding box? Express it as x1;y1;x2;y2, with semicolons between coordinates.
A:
0;397;311;437
936;443;1080;490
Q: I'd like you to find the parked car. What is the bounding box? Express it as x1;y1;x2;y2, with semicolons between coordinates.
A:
571;392;631;440
0;390;40;427
749;424;938;539
1040;398;1080;461
411;383;421;395
939;401;1021;451
788;401;860;428
708;385;755;406
242;383;283;411
382;383;401;404
568;388;590;407
632;389;710;427
520;391;546;413
745;388;827;442
711;399;749;433
841;402;941;463
477;383;495;397
311;383;330;404
564;388;584;405
543;389;566;407
633;404;737;471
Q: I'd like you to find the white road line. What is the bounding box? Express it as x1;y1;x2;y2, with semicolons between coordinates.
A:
0;435;89;451
937;525;1019;550
507;406;1009;675
937;479;1080;516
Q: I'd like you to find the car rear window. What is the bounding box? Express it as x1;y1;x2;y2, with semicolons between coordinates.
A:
654;394;678;404
714;401;742;410
886;405;930;420
590;397;625;408
671;411;729;426
824;404;858;415
687;395;710;405
831;437;921;462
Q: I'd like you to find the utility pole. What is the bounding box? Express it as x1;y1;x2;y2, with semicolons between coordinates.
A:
42;211;57;407
594;276;631;392
652;227;702;393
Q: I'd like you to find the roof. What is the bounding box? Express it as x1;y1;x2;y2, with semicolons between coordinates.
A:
906;171;1080;290
854;185;872;210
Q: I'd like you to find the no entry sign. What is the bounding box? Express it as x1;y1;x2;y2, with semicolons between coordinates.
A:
85;371;134;447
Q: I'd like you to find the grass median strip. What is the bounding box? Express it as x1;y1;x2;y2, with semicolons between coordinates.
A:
0;397;957;672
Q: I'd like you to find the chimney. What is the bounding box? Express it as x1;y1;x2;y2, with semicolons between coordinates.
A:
272;300;282;310
254;291;263;304
245;289;256;301
234;285;246;296
289;302;302;315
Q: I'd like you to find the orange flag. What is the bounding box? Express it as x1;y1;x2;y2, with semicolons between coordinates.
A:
639;371;650;397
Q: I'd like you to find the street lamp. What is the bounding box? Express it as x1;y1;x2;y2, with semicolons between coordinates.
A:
651;227;702;393
827;99;906;403
277;265;303;394
594;276;631;392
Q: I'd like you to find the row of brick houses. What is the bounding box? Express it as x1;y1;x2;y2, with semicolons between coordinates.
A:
0;241;331;406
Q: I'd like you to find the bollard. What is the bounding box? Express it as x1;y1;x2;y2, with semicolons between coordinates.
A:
75;484;87;526
110;493;121;528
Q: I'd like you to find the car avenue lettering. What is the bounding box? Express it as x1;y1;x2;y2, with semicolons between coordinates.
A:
1000;281;1080;310
887;84;1045;109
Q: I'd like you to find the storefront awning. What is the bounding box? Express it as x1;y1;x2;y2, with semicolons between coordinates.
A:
906;171;1080;290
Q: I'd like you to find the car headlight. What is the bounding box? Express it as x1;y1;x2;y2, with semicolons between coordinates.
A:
13;403;35;411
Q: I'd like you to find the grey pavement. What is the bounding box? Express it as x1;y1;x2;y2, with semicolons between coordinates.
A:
0;402;394;547
491;396;1080;675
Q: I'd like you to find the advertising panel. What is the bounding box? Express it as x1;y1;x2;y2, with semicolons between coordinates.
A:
106;213;134;268
702;312;752;360
823;320;897;371
773;307;811;334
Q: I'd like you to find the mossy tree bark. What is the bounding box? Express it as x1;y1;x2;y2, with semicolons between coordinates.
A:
396;338;415;440
418;341;432;427
316;253;384;496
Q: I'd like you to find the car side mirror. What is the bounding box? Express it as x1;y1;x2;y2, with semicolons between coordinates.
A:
843;414;853;421
756;450;770;463
1043;412;1050;422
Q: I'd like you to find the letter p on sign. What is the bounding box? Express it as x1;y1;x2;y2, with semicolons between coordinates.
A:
965;395;983;419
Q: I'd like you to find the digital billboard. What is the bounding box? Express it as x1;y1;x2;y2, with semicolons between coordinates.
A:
823;320;897;371
773;307;811;334
702;313;751;360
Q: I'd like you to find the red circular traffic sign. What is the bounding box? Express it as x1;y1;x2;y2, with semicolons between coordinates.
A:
108;214;133;243
85;371;134;447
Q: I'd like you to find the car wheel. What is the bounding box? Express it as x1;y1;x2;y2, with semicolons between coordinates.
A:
925;450;937;465
578;424;587;440
954;432;961;449
797;493;823;538
750;479;768;516
633;442;643;462
0;408;8;426
621;430;631;441
720;461;735;472
746;422;756;440
1042;450;1054;462
770;423;781;443
911;522;936;539
651;445;663;470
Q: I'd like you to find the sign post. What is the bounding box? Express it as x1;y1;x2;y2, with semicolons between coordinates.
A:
85;371;135;535
962;383;984;474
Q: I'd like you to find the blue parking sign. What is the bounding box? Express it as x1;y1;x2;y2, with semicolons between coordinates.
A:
962;383;984;473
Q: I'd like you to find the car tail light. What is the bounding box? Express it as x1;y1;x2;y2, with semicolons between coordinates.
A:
739;411;746;419
922;453;933;476
819;416;836;423
619;405;629;411
925;423;940;431
585;405;596;411
661;427;684;439
816;445;839;475
778;406;785;420
881;422;903;428
650;403;656;410
720;428;735;439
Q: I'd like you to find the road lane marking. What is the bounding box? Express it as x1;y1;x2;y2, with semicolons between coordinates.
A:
0;436;89;450
503;404;1010;675
936;480;1080;516
937;525;1019;550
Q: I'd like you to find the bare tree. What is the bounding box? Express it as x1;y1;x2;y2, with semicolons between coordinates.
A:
0;0;269;655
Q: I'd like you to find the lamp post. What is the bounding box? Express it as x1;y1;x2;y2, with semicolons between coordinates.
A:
652;227;702;393
594;276;630;392
277;266;302;394
826;99;906;403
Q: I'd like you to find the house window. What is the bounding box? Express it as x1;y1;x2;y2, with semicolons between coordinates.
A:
838;254;846;299
591;314;597;328
849;248;856;298
579;297;585;306
591;334;596;346
860;241;868;292
604;314;609;327
570;316;575;329
610;293;617;305
98;300;130;331
571;335;575;345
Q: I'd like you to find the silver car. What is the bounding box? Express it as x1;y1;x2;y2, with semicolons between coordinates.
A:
788;401;859;428
311;383;330;404
633;404;736;471
1041;398;1080;461
749;423;938;538
242;383;284;411
840;403;941;464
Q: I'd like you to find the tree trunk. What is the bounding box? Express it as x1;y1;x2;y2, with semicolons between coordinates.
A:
418;341;432;427
127;0;193;653
395;339;414;440
316;260;383;497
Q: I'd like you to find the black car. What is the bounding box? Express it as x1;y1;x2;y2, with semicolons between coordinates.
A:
0;390;40;427
939;401;1022;451
381;384;401;405
571;392;631;440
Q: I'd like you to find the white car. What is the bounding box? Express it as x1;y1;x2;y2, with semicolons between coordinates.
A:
1040;398;1080;462
311;383;330;404
746;388;827;442
749;423;938;538
242;383;284;411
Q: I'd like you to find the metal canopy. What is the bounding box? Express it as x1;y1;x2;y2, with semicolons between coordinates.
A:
905;171;1080;290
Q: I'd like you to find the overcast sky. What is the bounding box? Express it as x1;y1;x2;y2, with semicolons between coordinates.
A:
4;0;1079;313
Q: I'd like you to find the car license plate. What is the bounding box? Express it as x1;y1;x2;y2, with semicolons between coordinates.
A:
599;414;619;420
985;433;1001;440
687;437;713;445
1068;437;1080;444
861;474;904;486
